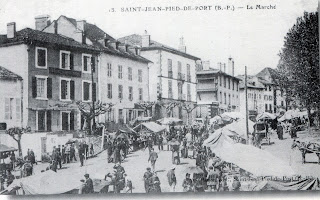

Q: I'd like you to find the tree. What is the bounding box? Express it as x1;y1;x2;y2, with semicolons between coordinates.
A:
277;11;319;121
181;103;197;125
6;127;31;156
160;101;180;117
77;101;114;135
135;101;156;117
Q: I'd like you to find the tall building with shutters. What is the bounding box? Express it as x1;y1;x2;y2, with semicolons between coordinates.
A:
118;33;200;123
0;22;100;132
42;15;150;126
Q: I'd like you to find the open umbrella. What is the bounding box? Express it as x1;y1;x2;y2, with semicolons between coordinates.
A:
183;166;204;174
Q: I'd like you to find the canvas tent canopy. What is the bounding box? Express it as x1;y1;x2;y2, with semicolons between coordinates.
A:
203;128;295;177
256;112;276;121
157;117;182;125
252;178;320;191
134;122;166;134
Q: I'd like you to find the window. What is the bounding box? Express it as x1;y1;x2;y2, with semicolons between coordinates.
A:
82;54;92;73
37;110;46;131
82;81;92;102
107;63;112;77
118;65;123;79
228;78;230;89
36;76;47;99
224;93;226;104
168;80;173;98
61;111;74;131
128;67;132;80
265;104;268;111
128;86;133;101
118;85;123;99
139;88;143;101
223;77;226;88
269;86;272;91
60;51;70;70
259;94;261;99
187;84;191;101
269;95;273;101
232;81;234;90
107;84;112;99
36;47;47;68
228;94;231;105
4;98;14;120
281;101;284;106
36;110;52;131
60;78;72;100
178;62;182;74
168;59;173;78
138;69;142;82
118;109;123;123
220;92;222;103
236;82;238;91
219;76;222;86
187;64;191;82
269;104;272;112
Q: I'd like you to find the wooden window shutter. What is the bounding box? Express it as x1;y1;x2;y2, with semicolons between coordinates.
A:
46;111;52;131
32;77;37;98
70;112;75;130
61;80;66;99
92;82;97;102
70;53;74;70
91;57;96;72
70;80;75;100
47;78;52;99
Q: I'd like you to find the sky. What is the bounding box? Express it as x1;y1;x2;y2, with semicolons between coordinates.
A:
0;0;317;76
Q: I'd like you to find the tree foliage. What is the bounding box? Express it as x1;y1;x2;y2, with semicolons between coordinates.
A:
277;12;319;111
77;101;114;134
6;127;31;156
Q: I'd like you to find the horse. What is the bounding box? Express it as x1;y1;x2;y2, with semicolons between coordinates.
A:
291;140;320;164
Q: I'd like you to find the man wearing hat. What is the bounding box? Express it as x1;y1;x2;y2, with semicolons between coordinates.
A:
143;167;153;193
167;166;177;192
84;173;94;193
182;173;193;192
148;148;158;171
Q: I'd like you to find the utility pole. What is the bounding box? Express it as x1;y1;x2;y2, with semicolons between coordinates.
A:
91;56;96;134
245;66;249;144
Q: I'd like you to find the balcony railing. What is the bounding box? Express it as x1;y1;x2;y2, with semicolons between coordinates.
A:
196;86;218;92
49;67;82;78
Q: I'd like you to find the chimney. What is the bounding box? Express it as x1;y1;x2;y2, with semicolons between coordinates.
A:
178;37;186;53
7;22;16;39
76;20;86;32
142;30;150;47
202;61;210;70
228;57;235;76
35;15;51;31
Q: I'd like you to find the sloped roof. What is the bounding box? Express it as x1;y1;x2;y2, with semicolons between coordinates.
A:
256;67;281;83
62;15;115;41
134;122;166;133
0;28;99;51
0;144;17;153
237;75;265;89
0;66;22;80
197;68;241;80
118;34;200;60
60;16;150;63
